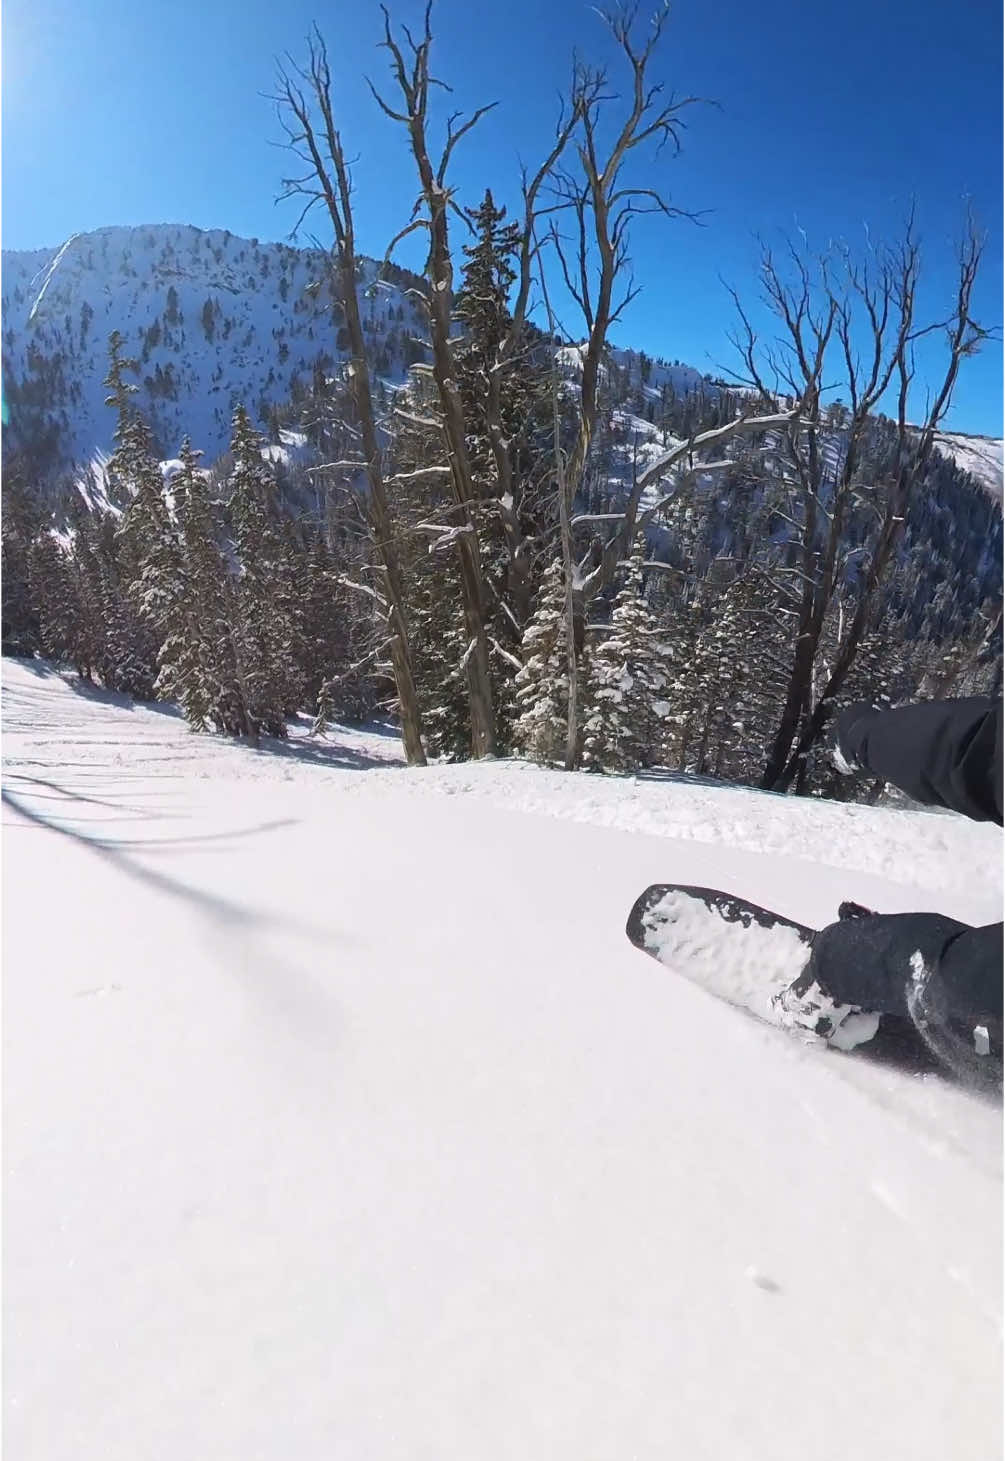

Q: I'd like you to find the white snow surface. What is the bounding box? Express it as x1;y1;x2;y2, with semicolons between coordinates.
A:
931;432;1004;501
3;659;1001;1461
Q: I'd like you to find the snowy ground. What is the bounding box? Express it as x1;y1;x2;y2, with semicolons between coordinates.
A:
3;659;1001;1461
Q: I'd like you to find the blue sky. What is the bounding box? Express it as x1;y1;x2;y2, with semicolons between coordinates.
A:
3;0;1002;433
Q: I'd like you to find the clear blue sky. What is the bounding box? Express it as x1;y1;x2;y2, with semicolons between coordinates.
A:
3;0;1002;434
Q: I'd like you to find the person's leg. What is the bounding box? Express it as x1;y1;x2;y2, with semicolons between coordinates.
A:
802;912;1002;1023
929;922;1004;1033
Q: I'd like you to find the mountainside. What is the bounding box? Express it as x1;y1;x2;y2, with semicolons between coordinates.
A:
4;224;1002;503
2;223;427;472
930;433;1004;502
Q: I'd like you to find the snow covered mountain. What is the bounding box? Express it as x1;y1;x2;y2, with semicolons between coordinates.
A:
4;656;1001;1461
2;223;427;472
6;223;1001;502
557;340;712;401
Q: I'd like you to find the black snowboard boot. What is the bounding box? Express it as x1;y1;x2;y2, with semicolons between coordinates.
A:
790;907;1003;1088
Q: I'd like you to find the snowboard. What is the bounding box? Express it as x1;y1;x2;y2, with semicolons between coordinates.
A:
625;884;882;1053
626;884;1000;1086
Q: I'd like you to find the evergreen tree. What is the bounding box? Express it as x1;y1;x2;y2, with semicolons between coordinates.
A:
454;188;555;742
226;404;304;736
28;532;80;668
299;529;349;718
651;554;795;785
702;569;788;782
455;191;520;388
513;559;570;764
59;482;157;699
104;331;152;511
412;550;470;760
386;372;472;759
176;437;265;735
62;496;112;683
88;332;162;693
275;514;312;704
581;551;673;771
1;466;42;656
149;439;223;728
314;534;383;730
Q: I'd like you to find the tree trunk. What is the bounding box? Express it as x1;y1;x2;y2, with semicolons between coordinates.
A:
485;368;532;631
558;465;580;772
275;40;427;767
420;184;496;758
760;631;816;788
339;257;427;766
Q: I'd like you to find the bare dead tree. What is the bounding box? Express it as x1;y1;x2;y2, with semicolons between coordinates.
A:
549;4;703;525
536;241;580;770
384;92;583;642
274;29;427;766
542;4;799;758
727;212;993;791
369;2;498;757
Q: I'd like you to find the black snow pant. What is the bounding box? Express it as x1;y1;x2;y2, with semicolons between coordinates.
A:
812;698;1003;1032
809;910;1003;1027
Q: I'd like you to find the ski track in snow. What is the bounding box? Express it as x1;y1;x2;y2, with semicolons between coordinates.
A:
26;231;80;325
3;660;1001;1461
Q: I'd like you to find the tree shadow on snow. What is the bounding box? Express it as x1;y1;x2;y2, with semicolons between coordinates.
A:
3;655;60;680
635;767;729;789
245;734;395;774
3;785;354;957
323;716;400;741
634;767;789;796
6;660;401;764
62;675;185;719
2;772;171;819
3;786;352;1051
2;782;300;863
6;661;186;719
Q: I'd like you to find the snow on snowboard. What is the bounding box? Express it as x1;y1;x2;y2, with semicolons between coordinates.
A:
625;884;888;1056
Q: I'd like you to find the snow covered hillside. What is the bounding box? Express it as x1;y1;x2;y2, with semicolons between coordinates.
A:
559;338;1005;506
2;223;426;468
7;224;1000;504
558;340;711;402
931;432;1004;502
3;658;1000;1461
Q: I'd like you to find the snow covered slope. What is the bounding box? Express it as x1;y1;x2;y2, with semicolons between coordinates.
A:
2;224;425;466
931;432;1004;502
3;658;1000;1461
5;223;1002;504
558;340;711;401
560;338;1004;501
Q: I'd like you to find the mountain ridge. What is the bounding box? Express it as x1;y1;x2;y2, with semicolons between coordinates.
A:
3;222;1002;503
2;222;427;473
